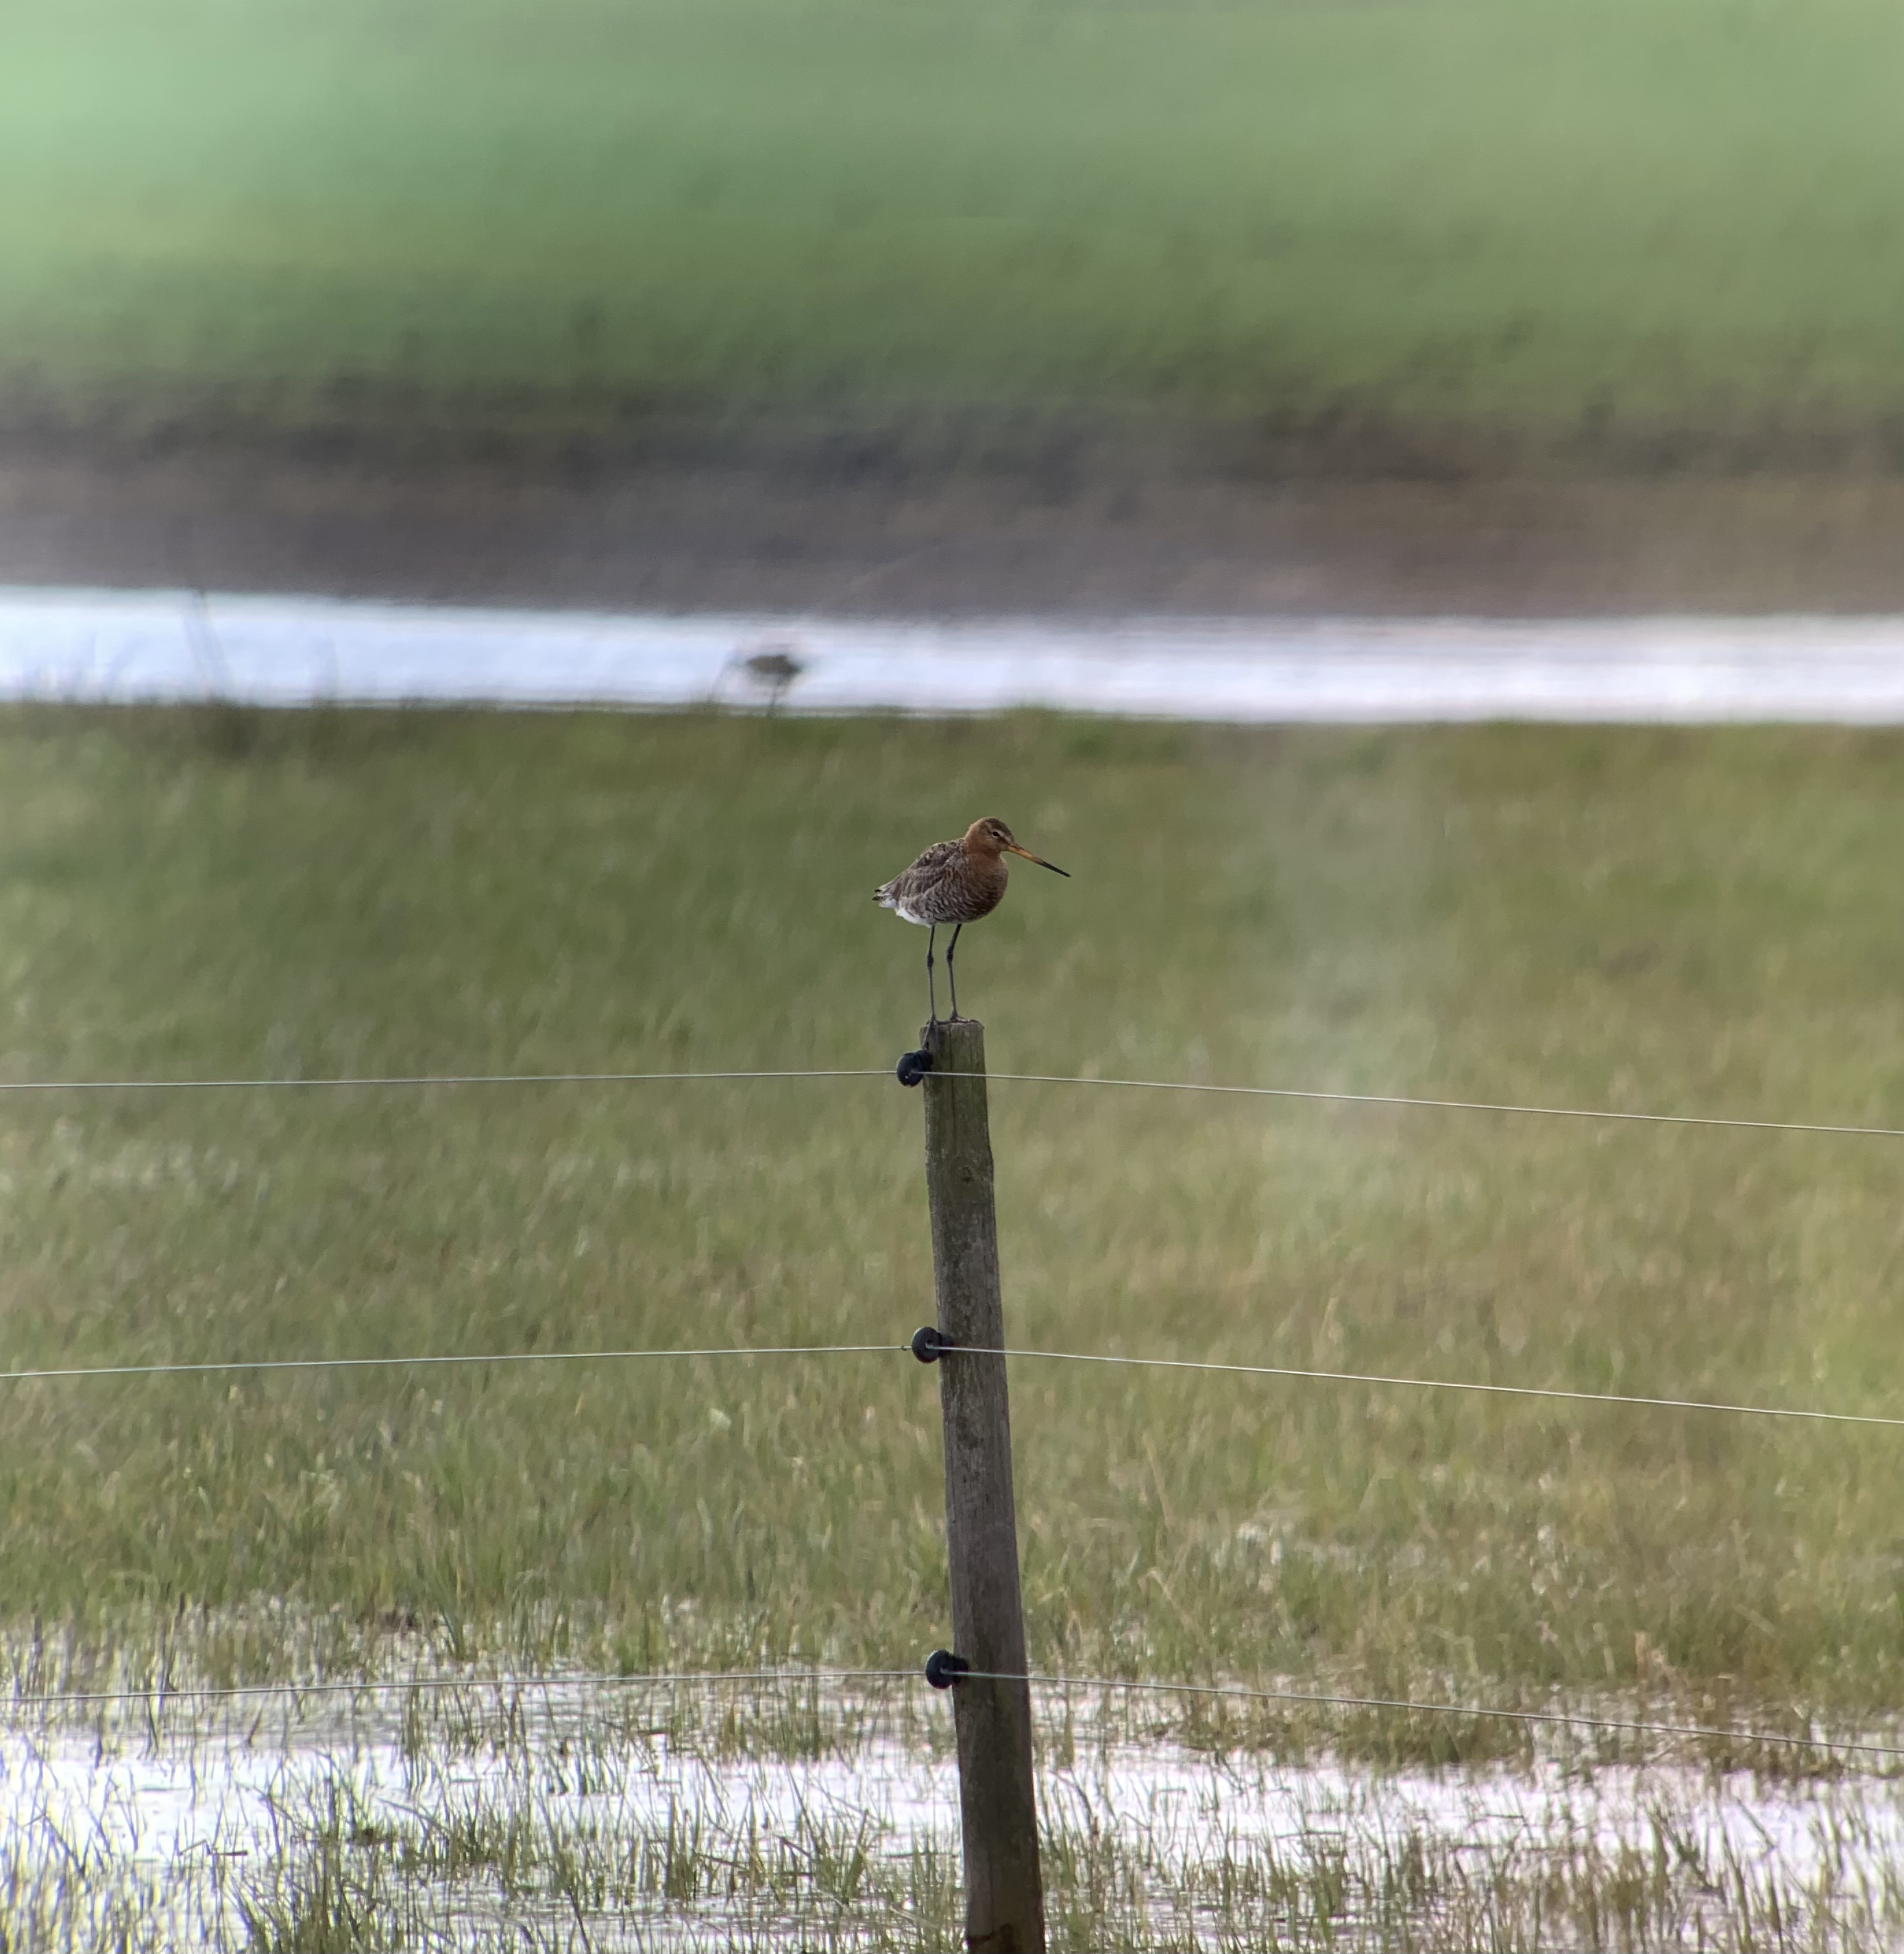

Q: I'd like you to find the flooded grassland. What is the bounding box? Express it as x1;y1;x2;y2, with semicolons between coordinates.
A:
7;1675;1904;1951
5;709;1904;1946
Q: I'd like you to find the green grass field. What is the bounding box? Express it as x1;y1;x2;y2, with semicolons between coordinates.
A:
4;705;1904;1746
3;0;1902;445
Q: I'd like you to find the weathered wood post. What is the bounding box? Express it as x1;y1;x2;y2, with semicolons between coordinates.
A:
916;1016;1046;1953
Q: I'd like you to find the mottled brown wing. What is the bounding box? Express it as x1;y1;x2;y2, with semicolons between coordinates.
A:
874;836;962;907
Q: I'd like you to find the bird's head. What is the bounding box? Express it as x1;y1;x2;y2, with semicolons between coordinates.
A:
965;818;1069;877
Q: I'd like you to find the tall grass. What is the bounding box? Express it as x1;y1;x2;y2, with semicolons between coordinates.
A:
2;705;1903;1722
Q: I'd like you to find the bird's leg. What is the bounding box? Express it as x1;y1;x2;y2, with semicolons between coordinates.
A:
925;925;938;1026
945;924;963;1021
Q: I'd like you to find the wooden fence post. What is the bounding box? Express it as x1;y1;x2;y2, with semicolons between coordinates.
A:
918;1016;1046;1953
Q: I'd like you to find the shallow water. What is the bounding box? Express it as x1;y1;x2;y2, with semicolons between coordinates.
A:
6;1681;1903;1949
6;586;1904;721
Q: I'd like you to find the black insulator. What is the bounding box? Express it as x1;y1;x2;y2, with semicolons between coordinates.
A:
895;1048;935;1087
924;1648;971;1690
910;1325;955;1364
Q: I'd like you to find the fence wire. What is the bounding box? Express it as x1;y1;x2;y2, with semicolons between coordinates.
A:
7;1335;1900;1434
968;1671;1904;1768
2;1666;916;1712
971;1070;1904;1141
8;1663;1901;1769
8;1336;1899;1432
0;1068;886;1093
0;1343;899;1386
947;1345;1904;1430
0;1060;1901;1143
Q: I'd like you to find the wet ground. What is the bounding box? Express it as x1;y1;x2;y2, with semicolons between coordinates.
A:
7;1680;1903;1949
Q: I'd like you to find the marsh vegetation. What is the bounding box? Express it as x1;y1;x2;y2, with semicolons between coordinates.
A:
8;1678;1904;1950
3;705;1904;1942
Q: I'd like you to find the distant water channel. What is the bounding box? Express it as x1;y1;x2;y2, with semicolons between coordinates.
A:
7;587;1904;722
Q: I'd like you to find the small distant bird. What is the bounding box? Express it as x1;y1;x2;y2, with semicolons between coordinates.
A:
740;646;805;713
875;818;1069;1023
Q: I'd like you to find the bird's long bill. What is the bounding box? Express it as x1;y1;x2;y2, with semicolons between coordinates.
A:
1005;842;1071;877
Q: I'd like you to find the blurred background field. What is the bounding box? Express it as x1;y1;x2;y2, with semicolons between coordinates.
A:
4;705;1903;1735
6;0;1904;611
4;0;1903;450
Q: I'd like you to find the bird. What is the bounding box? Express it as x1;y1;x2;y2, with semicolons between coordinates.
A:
739;645;804;712
874;818;1069;1024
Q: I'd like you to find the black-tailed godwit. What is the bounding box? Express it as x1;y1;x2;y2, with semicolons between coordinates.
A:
875;818;1069;1023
